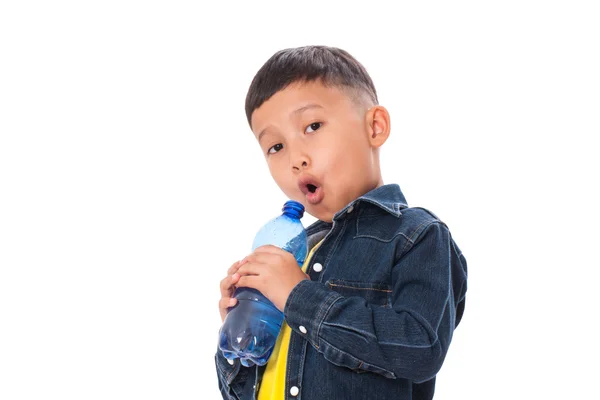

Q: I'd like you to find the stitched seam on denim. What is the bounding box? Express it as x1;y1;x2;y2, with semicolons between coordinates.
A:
400;220;439;255
218;386;231;400
288;280;309;320
322;321;377;341
420;228;453;335
286;330;296;396
315;293;343;350
378;340;438;349
358;199;402;217
295;334;309;394
215;359;228;380
306;221;336;285
327;283;392;293
411;207;445;225
356;214;410;243
323;216;348;269
219;384;238;400
319;336;396;378
450;239;463;259
433;296;450;333
409;220;434;242
353;232;413;243
378;312;441;348
226;366;237;385
438;230;453;333
290;281;325;349
216;355;239;385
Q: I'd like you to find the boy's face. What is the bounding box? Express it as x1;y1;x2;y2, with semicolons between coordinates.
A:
250;80;389;222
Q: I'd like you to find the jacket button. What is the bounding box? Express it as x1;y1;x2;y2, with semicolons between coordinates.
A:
313;263;323;272
227;359;234;366
290;386;299;396
347;205;354;213
299;325;307;334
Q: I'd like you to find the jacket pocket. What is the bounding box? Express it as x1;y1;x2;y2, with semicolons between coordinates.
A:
326;279;392;308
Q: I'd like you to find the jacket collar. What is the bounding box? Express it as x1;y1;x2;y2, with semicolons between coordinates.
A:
306;184;409;235
347;183;409;218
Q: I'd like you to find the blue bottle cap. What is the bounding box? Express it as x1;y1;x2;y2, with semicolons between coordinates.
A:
282;200;305;219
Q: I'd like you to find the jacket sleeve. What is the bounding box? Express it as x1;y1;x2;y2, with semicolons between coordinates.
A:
215;349;256;400
283;221;468;383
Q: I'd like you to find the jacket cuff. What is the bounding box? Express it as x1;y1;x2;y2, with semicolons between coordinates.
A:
283;280;342;349
215;350;241;385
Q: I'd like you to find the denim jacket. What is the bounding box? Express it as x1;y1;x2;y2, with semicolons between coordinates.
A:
215;184;468;400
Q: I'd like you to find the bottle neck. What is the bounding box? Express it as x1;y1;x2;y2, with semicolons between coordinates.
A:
282;200;304;219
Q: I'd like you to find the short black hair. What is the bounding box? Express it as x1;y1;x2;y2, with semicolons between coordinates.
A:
245;45;379;126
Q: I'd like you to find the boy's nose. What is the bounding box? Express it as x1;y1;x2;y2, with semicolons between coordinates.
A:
292;159;309;171
290;143;311;172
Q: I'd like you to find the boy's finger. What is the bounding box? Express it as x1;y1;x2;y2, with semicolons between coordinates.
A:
227;260;242;275
219;297;237;310
219;297;238;323
240;253;276;266
237;275;260;291
253;245;286;255
235;262;263;277
219;277;228;293
219;274;240;297
219;276;232;293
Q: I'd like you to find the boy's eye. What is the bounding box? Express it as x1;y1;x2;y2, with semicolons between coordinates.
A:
268;143;284;155
305;122;322;133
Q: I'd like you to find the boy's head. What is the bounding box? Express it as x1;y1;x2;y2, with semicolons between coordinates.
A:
245;46;391;222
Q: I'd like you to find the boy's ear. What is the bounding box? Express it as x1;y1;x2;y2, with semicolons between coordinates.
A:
365;105;391;148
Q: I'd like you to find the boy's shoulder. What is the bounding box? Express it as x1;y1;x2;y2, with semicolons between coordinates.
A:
399;206;446;229
310;184;450;241
353;204;463;267
357;203;447;241
355;183;444;223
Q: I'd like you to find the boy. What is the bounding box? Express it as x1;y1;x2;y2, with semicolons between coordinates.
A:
216;45;467;400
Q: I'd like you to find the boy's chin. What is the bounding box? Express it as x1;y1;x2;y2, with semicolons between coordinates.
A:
290;198;332;223
307;207;333;223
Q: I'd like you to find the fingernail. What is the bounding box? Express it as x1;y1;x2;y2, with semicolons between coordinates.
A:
229;298;236;306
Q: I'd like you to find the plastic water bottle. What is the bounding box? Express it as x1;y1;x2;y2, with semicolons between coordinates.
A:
218;200;308;367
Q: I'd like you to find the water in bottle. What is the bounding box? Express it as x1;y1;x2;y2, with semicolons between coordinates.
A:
218;200;308;367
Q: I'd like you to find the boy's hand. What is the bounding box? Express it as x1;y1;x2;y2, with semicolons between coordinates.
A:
218;261;242;323
234;245;310;312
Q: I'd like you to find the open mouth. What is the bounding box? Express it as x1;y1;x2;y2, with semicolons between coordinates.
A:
298;177;324;205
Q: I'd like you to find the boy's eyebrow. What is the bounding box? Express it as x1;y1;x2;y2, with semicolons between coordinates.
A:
292;103;324;116
258;104;324;142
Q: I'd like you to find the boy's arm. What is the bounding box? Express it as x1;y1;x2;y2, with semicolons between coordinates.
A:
215;263;257;399
284;221;468;383
215;350;256;400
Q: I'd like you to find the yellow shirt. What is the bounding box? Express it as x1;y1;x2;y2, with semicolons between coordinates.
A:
258;240;323;400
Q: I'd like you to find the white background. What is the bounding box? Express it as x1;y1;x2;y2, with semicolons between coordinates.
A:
1;1;598;399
